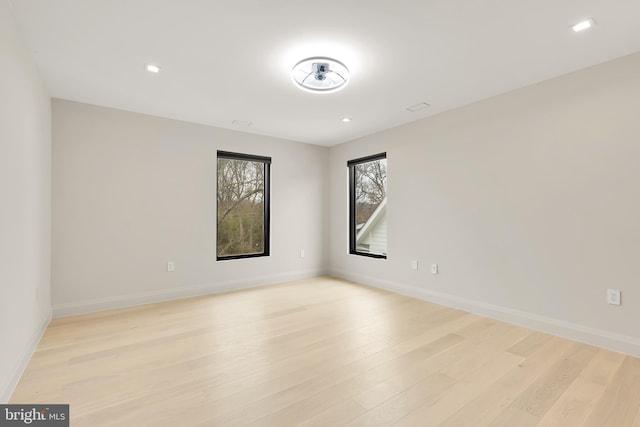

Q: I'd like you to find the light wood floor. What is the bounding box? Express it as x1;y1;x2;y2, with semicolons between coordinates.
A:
11;277;640;426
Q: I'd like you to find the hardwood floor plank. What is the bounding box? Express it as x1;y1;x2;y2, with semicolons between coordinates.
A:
346;372;457;426
633;406;640;427
584;356;640;427
437;336;577;427
488;342;599;427
536;349;625;427
390;318;531;425
298;398;368;426
72;304;456;424
507;331;554;357
206;334;465;426
9;276;640;427
258;317;480;426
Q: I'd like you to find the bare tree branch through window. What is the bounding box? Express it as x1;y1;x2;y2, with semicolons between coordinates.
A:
349;153;387;258
217;152;270;259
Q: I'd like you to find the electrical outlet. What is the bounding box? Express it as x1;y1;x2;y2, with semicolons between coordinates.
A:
607;289;621;306
167;261;175;272
431;264;438;275
411;260;418;270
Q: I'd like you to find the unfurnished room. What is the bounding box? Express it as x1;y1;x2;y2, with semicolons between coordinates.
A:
2;0;640;426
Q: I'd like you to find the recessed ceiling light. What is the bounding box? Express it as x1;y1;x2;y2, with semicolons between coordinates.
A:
341;117;352;123
571;18;596;32
292;57;349;93
406;102;430;112
232;120;252;127
145;64;160;73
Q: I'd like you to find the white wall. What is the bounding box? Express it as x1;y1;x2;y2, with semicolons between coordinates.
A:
0;0;52;403
328;52;640;356
52;100;329;316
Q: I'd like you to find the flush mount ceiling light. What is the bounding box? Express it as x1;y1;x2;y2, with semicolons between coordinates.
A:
292;57;349;93
571;18;596;32
341;117;353;123
145;64;160;73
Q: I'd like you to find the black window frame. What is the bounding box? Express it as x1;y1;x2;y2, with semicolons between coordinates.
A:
348;152;387;259
216;150;271;261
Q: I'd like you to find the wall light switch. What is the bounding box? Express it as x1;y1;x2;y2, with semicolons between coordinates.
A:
431;264;439;275
167;261;175;272
411;260;418;270
300;249;305;258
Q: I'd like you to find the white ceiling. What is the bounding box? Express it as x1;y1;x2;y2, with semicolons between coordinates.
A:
9;0;640;146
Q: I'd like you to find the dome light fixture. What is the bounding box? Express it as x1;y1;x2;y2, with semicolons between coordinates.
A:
292;57;349;93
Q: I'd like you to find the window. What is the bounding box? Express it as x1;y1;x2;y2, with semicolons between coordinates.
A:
217;151;271;260
348;153;387;258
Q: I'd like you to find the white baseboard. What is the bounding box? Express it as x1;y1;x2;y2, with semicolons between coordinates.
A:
329;269;640;358
52;269;327;318
1;309;51;404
